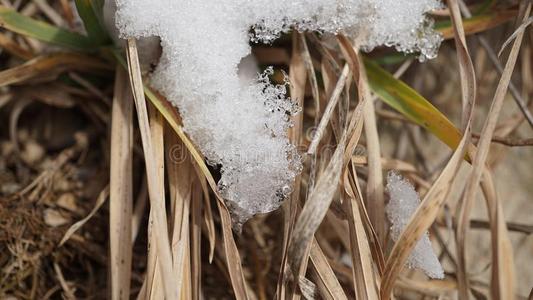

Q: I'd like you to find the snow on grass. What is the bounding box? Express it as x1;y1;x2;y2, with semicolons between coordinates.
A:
386;172;444;279
111;0;442;226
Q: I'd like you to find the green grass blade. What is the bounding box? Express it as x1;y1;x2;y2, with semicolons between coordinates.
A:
74;0;111;46
364;58;462;150
0;6;95;51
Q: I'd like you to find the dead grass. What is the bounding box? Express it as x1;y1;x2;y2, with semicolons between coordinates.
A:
1;0;533;299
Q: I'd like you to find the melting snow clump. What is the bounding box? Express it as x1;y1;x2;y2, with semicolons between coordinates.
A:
113;0;442;226
386;172;444;279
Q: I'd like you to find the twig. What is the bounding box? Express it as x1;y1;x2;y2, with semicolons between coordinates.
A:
472;133;533;146
470;219;533;234
443;218;533;235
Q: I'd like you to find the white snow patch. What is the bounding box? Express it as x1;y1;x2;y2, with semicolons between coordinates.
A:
112;0;442;226
386;172;445;279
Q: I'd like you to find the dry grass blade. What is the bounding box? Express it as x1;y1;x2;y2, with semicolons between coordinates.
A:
343;168;380;299
166;129;193;299
108;67;134;300
379;7;478;291
300;33;322;205
297;277;317;299
345;34;386;246
396;276;456;297
352;156;418;173
455;3;529;299
309;240;348;300
299;33;320;119
59;0;75;27
438;9;517;39
338;36;386;266
441;7;476;296
307;64;349;155
145;102;168;300
69;72;111;104
479;170;516;300
361;75;385;245
163;129;249;299
497;16;533;57
34;0;64;26
9;97;32;153
125;38;177;300
447;0;477;131
0;53;109;87
349;160;387;273
286;133;346;297
53;262;75;299
59;185;110;246
337;36;383;298
0;92;12;109
0;32;33;59
190;178;202;300
336;35;365;161
138;209;163;299
287;31;307;148
17;83;76;108
142;88;251;300
278;32;307;300
195;171;216;263
321;55;348;140
376;9;480;295
213;198;251;300
344;101;365;167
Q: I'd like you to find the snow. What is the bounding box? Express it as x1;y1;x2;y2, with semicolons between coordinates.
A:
386;172;444;279
103;0;160;69
248;0;442;60
110;0;442;226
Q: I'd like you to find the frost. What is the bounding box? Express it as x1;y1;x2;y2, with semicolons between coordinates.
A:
386;172;444;279
111;0;442;226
